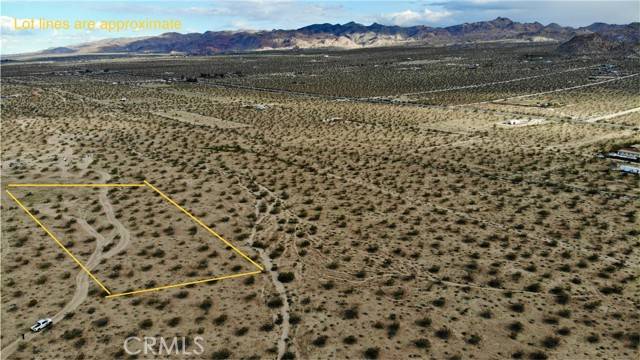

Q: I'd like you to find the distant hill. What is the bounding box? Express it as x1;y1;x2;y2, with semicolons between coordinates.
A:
14;17;640;57
557;33;616;55
557;29;640;55
44;47;76;54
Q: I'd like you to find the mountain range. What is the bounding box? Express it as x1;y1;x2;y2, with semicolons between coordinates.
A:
32;17;640;56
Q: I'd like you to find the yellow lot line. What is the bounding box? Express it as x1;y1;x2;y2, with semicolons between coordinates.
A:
105;270;262;298
143;180;265;272
5;181;262;298
7;183;145;187
5;190;112;295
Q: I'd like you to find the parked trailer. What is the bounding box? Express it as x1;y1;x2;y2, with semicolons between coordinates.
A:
605;148;640;162
619;164;640;175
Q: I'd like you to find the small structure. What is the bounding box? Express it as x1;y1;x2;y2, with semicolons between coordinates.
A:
503;119;527;125
590;64;622;79
605;147;640;162
501;118;546;127
322;117;342;124
619;164;640;175
243;104;268;111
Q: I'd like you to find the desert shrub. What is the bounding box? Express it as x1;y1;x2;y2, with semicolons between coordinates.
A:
260;322;274;332
93;317;109;327
387;322;400;338
435;328;451;340
466;334;481;345
235;327;249;336
199;299;213;312
363;347;379;359
415;317;431;328
35;275;47;285
211;349;232;359
312;335;328;347
542;336;559;348
277;272;295;283
175;290;189;299
213;314;227;325
414;338;430;349
509;303;525;313
508;321;523;334
62;328;82;340
139;319;153;329
343;335;357;345
524;283;541;292
321;281;334;290
586;334;600;343
289;314;301;325
167;317;181;327
343;307;359;320
267;296;283;308
528;351;548;359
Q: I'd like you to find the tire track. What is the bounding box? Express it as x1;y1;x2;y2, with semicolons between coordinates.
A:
1;171;130;359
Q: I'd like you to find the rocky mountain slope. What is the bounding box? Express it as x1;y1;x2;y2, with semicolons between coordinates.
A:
33;17;640;56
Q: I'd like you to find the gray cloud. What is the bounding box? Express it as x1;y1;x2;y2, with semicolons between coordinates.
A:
423;1;639;26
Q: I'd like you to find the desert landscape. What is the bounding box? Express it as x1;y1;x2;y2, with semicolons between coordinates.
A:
1;16;639;360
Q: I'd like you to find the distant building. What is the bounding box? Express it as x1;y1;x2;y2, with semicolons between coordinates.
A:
619;164;640;175
503;119;526;125
606;147;640;162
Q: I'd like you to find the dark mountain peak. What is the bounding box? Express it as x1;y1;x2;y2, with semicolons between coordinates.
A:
30;18;639;57
297;21;409;36
297;22;341;33
490;17;515;27
584;22;619;32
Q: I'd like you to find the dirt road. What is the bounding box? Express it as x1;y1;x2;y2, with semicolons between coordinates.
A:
1;170;130;359
583;106;640;123
460;73;639;106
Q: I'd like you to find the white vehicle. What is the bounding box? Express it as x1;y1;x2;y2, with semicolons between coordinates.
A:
30;318;52;332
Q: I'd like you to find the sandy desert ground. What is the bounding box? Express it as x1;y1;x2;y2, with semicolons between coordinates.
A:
1;43;639;359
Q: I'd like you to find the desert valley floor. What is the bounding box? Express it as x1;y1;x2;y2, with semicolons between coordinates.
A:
1;43;639;359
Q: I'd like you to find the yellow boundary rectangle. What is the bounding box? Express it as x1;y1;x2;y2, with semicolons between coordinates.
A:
5;180;263;298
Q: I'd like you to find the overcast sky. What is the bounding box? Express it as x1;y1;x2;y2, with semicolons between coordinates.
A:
2;0;639;54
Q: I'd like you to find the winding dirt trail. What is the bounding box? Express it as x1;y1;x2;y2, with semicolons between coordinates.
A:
248;197;292;360
1;171;130;359
583;106;640;123
460;73;639;107
99;182;132;258
52;216;109;322
399;65;597;97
